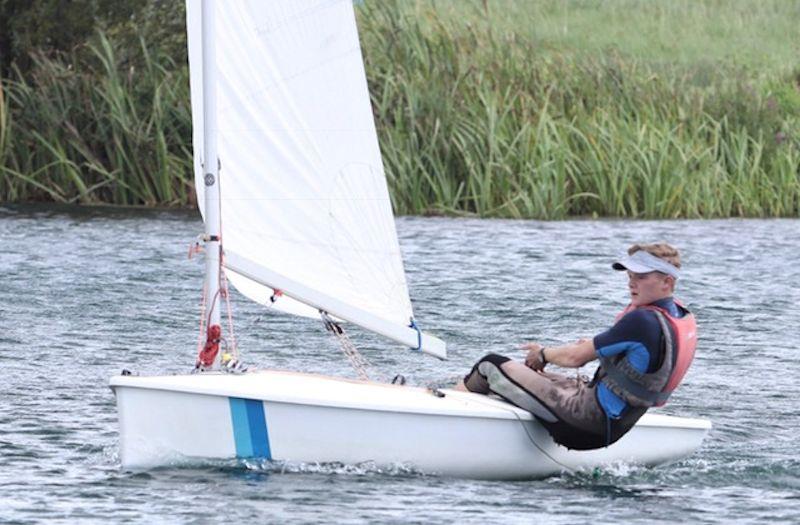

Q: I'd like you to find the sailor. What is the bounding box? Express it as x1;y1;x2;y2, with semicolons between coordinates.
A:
455;243;698;450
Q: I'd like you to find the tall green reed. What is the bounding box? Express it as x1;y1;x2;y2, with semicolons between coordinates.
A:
0;31;193;206
1;1;798;218
359;0;800;218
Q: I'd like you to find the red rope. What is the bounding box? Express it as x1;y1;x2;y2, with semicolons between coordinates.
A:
206;288;221;328
192;204;238;366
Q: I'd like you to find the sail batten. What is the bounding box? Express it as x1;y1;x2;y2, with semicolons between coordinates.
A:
186;0;446;357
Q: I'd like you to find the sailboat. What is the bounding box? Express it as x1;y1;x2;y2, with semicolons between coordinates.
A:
109;0;711;479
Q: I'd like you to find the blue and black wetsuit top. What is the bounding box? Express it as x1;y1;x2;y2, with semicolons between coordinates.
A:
592;297;683;418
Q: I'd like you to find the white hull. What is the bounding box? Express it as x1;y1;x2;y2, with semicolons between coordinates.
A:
110;369;711;480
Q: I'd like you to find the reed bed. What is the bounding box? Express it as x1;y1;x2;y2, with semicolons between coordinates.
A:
1;0;799;218
360;0;800;218
0;34;193;206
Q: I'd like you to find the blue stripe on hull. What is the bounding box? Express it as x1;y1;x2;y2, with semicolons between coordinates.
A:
229;397;272;459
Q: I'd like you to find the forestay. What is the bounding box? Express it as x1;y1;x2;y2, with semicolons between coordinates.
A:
186;0;445;358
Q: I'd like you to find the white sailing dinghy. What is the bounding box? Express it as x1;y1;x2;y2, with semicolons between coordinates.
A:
109;0;711;479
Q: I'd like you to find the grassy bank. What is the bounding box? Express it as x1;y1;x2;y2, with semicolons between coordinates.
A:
1;0;799;218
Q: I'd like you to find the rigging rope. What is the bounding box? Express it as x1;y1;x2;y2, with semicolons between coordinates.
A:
220;263;238;361
192;242;243;370
196;282;208;356
320;311;371;381
408;318;422;351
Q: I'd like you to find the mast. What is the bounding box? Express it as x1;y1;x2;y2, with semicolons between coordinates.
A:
198;0;222;368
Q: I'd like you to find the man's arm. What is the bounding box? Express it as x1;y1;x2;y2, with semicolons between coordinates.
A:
523;310;656;371
523;339;596;370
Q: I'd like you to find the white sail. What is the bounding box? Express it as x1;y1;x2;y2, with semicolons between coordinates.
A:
186;0;445;357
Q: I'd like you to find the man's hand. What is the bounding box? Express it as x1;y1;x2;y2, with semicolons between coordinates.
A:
522;342;547;371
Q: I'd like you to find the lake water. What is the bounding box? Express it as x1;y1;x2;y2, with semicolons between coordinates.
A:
1;205;798;523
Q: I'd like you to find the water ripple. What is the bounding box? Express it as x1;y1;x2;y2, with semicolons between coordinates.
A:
1;206;798;523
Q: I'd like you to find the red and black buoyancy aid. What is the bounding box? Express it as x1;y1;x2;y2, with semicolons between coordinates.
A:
596;300;697;407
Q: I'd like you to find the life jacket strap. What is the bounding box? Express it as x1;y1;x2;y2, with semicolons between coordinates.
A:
598;356;671;405
599;310;675;406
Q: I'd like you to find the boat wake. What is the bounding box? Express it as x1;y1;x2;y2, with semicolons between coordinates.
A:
239;459;426;478
115;449;426;478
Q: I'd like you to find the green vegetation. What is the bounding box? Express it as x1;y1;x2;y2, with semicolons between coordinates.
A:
0;0;190;205
1;0;799;217
0;34;192;205
361;0;800;218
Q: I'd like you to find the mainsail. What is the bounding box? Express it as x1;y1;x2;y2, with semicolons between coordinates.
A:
186;0;445;358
